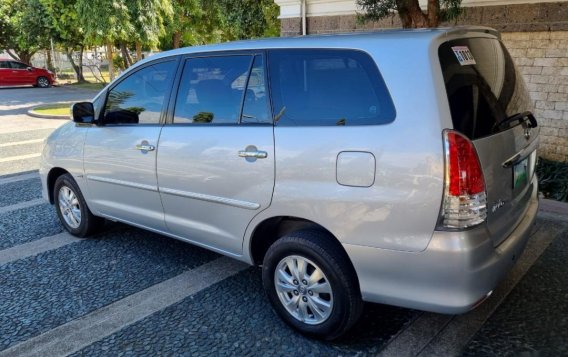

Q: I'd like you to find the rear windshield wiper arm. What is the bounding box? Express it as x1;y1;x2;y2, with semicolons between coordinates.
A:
493;111;537;133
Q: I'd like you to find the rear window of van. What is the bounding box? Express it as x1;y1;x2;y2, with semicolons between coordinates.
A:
268;49;396;126
439;38;533;140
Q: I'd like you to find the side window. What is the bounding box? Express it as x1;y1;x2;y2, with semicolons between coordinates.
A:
103;60;176;125
0;61;10;69
268;49;396;126
10;62;28;69
173;55;252;124
241;55;271;124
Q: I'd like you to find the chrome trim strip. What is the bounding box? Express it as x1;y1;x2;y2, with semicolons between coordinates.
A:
160;187;260;210
87;175;158;192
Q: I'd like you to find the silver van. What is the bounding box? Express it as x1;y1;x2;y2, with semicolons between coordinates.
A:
40;27;539;339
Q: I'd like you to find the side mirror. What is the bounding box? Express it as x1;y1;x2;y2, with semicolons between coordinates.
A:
72;102;96;124
26;67;32;72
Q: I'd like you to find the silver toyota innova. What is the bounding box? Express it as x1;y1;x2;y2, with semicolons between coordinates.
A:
40;27;539;339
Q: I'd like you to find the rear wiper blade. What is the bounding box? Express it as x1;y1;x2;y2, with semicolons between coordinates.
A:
493;111;537;133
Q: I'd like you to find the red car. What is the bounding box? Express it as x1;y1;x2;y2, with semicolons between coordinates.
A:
0;59;56;88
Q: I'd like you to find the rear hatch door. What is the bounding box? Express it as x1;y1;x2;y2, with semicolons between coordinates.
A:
439;37;539;246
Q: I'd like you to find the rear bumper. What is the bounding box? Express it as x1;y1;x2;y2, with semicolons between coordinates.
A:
344;182;539;314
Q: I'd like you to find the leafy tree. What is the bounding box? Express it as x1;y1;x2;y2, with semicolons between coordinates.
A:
0;0;52;64
220;0;280;40
40;0;87;82
357;0;462;28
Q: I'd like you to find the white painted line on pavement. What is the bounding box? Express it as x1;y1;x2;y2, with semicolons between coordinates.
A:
0;198;45;215
0;232;81;266
378;219;566;357
0;257;249;357
0;172;39;185
0;153;41;163
0;139;43;148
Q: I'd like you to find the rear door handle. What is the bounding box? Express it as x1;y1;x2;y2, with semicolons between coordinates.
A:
238;150;267;159
135;144;155;152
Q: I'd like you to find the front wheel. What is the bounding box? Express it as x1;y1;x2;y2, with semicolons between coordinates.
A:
36;76;50;88
54;174;104;237
262;230;363;340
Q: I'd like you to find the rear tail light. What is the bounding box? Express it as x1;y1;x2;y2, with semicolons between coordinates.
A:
438;130;487;229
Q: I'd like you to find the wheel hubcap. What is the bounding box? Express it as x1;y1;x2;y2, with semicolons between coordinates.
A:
274;255;333;325
58;186;81;229
38;78;48;87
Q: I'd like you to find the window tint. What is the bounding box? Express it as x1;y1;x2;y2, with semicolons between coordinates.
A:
241;56;271;124
10;62;28;69
0;62;10;69
439;38;532;140
174;55;252;124
103;60;176;125
268;49;395;126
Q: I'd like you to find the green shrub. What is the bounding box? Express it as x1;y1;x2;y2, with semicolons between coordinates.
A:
537;157;568;202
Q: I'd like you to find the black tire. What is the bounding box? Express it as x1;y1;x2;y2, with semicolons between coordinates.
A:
36;76;50;88
54;173;104;237
262;229;363;340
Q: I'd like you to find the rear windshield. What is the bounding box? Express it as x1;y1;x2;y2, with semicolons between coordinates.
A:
439;38;532;140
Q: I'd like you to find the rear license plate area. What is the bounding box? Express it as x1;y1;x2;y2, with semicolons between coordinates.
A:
513;158;528;189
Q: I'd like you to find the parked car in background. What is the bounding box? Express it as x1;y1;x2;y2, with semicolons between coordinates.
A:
0;59;55;87
40;26;539;340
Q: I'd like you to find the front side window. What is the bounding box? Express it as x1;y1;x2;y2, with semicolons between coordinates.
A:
173;55;253;124
10;62;28;69
0;61;10;69
103;60;176;125
268;49;396;126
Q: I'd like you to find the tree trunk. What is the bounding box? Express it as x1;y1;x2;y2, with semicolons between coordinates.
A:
6;49;20;61
427;0;440;27
65;48;85;83
120;43;133;68
135;42;142;62
400;0;428;28
173;32;181;49
106;42;114;81
16;51;34;65
46;50;55;72
395;1;413;28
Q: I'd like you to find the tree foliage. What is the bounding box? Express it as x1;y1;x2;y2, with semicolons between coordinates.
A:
0;0;52;63
357;0;462;28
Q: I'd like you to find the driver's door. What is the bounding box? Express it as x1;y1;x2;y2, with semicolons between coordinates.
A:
83;58;178;230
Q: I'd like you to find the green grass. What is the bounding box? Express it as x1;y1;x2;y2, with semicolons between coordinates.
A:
537;157;568;202
32;104;70;116
66;82;106;90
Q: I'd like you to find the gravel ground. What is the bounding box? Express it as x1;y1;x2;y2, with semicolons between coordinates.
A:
0;203;62;249
0;226;219;350
74;267;419;357
0;177;42;207
461;230;568;356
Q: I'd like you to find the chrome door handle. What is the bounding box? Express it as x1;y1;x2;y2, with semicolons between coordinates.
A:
238;150;268;159
135;144;155;151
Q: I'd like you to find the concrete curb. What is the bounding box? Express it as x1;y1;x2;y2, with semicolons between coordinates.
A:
27;103;72;120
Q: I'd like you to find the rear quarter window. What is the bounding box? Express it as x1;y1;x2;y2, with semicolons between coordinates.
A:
268;49;396;126
439;38;533;140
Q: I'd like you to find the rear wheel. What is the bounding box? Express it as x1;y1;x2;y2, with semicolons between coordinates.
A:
262;230;363;340
37;76;50;88
54;174;104;237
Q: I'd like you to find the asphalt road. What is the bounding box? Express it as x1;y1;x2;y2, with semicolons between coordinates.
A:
0;86;567;356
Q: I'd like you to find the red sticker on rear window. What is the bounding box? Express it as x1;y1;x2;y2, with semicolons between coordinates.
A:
451;46;476;66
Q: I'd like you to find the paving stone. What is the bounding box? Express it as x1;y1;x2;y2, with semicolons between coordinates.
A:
0;203;62;249
74;268;419;357
0;177;42;207
0;227;219;350
461;231;568;356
